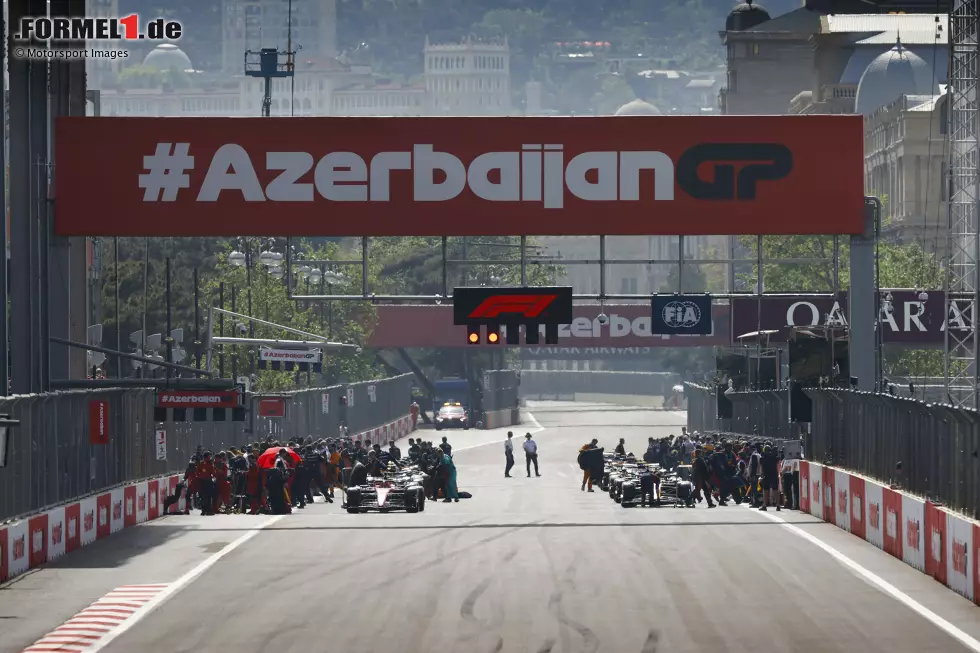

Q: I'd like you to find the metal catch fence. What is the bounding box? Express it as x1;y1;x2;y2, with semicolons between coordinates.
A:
806;389;980;519
0;373;414;522
684;382;980;518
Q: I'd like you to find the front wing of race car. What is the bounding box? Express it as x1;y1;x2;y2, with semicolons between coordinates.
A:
346;484;425;513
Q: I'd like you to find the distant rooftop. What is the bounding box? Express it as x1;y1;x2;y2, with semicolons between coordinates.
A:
855;29;947;45
821;13;947;35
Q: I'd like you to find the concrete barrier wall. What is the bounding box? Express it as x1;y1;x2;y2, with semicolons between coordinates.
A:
484;408;521;430
0;413;412;585
801;460;979;606
522;392;684;409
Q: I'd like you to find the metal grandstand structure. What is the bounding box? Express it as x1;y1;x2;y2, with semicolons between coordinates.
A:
944;0;980;407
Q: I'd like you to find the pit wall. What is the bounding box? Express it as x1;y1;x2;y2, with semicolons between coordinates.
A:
0;413;412;584
802;461;979;605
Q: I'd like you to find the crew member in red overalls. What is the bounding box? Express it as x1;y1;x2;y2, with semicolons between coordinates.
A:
196;452;217;516
214;452;232;514
410;401;419;430
245;454;265;514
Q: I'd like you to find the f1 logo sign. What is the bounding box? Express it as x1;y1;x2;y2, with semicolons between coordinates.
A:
676;143;793;200
468;295;557;320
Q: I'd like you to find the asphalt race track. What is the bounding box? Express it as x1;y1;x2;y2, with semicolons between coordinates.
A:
3;401;980;653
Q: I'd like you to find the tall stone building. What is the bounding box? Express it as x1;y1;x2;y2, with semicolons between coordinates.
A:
720;0;951;115
423;36;512;116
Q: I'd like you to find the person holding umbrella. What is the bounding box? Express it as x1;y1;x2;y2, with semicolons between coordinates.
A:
256;446;301;514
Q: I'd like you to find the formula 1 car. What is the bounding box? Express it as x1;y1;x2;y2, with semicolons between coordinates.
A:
658;465;696;508
346;476;426;513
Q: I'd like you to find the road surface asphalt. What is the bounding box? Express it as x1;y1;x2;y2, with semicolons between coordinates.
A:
2;401;979;653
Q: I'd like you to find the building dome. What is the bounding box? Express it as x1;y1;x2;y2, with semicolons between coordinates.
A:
143;43;193;72
726;1;771;32
614;99;662;116
855;38;931;115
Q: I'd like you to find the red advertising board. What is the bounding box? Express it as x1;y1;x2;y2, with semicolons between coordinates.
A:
367;303;729;348
54;116;864;237
157;390;240;409
257;398;287;418
89;400;109;445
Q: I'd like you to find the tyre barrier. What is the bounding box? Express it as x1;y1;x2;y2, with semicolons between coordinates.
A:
801;461;979;605
0;412;412;584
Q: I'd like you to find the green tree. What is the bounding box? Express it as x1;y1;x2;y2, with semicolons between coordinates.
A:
99;238;382;389
736;234;946;377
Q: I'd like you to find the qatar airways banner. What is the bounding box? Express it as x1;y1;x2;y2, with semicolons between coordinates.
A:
730;290;964;344
368;303;729;348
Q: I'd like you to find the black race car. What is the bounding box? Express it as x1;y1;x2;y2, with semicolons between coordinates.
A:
346;476;426;513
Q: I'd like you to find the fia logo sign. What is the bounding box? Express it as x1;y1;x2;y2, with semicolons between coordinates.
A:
98;505;108;527
838;488;848;515
824;484;833;508
12;534;25;560
812;480;820;504
113;500;123;521
31;528;43;554
851;496;861;521
931;528;943;564
125;497;134;517
907;519;920;550
869;503;880;530
886;509;898;539
68;516;77;540
51;522;63;546
84;510;95;532
952;540;967;575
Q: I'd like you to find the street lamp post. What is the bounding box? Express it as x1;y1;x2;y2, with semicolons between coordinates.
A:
229;238;282;376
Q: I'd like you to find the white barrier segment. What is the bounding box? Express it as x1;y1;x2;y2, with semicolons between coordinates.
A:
947;512;974;601
902;495;926;572
46;506;66;561
135;482;149;524
110;487;125;534
7;519;29;578
864;479;885;550
835;469;851;532
809;464;824;520
175;476;186;514
79;496;98;546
